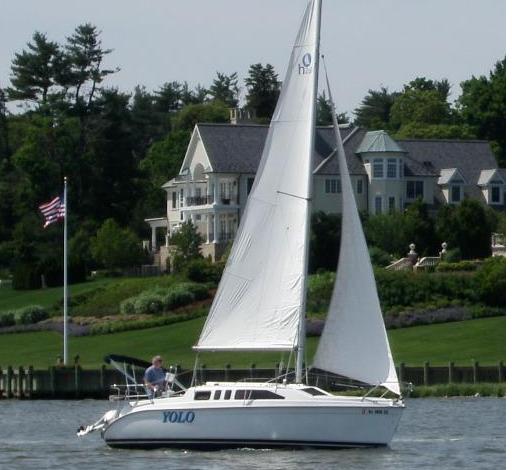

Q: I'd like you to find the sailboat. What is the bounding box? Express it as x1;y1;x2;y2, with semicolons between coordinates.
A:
78;0;404;448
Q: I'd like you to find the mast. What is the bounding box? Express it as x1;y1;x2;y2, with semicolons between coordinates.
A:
296;0;322;384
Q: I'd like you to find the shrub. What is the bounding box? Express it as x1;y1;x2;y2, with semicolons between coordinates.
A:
0;312;16;327
475;257;506;307
177;282;209;300
17;305;49;325
307;272;335;313
162;288;195;310
133;293;164;315
436;260;480;272
185;258;224;283
120;297;137;315
369;246;392;267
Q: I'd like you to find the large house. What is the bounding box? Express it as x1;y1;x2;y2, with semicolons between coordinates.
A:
146;119;505;264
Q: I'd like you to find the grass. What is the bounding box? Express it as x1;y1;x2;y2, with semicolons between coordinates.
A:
0;316;505;369
0;274;191;317
388;316;506;365
0;278;117;312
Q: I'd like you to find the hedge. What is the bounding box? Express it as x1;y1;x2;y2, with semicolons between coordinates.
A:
118;282;210;316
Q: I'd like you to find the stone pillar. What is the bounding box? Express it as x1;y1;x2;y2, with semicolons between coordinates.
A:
213;213;218;243
214;177;220;205
206;214;211;243
151;226;157;253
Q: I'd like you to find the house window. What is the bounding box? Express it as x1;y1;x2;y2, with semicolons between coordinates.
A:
387;159;397;178
195;187;201;197
247;177;255;196
451;185;461;203
491;186;501;203
172;192;177;209
325;179;341;194
373;159;384;178
388;197;395;212
375;196;382;214
195;214;201;221
357;179;363;194
180;189;184;206
406;181;424;200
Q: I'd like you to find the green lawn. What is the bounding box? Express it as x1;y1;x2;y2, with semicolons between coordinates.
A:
388;316;506;365
0;316;504;369
0;278;117;312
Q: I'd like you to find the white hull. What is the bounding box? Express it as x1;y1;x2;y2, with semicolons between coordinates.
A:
102;384;404;449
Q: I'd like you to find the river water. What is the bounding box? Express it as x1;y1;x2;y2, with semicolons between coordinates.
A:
0;398;505;470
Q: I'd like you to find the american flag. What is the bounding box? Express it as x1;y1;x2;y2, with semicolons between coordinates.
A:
39;195;66;228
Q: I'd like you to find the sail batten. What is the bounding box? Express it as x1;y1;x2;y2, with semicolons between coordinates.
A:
195;0;321;353
312;68;401;395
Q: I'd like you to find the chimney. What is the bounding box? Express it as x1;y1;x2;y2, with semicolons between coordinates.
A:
230;107;254;125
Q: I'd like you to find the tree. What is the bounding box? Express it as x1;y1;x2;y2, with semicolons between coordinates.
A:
244;63;280;121
7;32;60;106
458;59;506;166
316;91;349;126
63;23;118;111
389;88;451;130
154;81;183;113
170;220;203;270
354;87;398;130
394;122;476;140
209;72;239;107
309;211;341;272
435;199;493;259
402;200;438;256
405;77;451;101
91;219;143;269
173;100;229;132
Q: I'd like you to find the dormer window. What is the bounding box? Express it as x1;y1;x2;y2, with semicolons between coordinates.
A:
451;185;461;203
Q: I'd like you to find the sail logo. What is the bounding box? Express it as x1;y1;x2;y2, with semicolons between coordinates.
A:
162;410;195;424
298;52;313;75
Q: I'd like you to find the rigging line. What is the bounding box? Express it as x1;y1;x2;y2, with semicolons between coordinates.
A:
276;190;311;201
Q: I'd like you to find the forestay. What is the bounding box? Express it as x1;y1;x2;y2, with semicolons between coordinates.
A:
195;0;321;351
312;71;401;395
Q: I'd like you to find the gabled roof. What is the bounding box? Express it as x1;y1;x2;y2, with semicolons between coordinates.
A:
478;168;506;185
183;125;499;191
438;168;467;185
397;138;498;199
355;130;405;154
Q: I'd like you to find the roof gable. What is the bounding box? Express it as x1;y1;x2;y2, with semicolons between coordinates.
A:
438;168;467;185
355;130;405;154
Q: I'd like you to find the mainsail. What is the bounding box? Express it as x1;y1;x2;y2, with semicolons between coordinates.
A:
195;0;321;351
312;70;401;395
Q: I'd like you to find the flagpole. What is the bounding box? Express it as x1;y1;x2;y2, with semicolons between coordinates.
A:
63;177;68;365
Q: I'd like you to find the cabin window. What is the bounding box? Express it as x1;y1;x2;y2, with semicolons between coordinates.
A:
387;159;397;178
224;390;232;400
375;196;382;215
357;179;363;194
214;390;221;400
302;387;328;396
373;159;384;178
194;391;211;400
234;390;285;400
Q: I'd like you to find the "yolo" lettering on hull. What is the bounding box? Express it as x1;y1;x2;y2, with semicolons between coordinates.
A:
162;410;195;424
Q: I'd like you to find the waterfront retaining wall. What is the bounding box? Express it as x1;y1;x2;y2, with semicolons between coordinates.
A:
0;362;505;399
